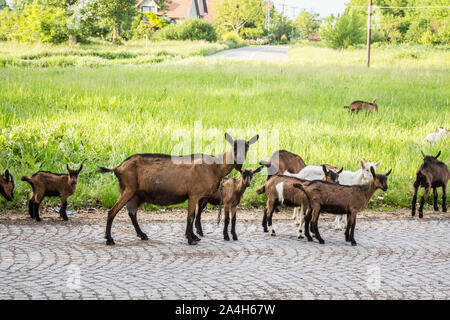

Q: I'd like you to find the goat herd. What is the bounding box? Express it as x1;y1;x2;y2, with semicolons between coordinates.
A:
0;133;448;247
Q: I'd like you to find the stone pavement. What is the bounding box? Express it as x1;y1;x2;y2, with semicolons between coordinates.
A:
0;217;449;299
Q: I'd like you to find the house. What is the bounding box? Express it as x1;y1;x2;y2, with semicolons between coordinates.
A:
159;0;216;23
136;0;160;13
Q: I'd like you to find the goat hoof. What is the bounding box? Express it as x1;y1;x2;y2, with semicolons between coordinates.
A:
197;231;204;237
297;235;304;239
411;211;415;217
306;237;313;242
140;233;149;240
232;235;238;241
419;213;423;218
106;238;115;245
271;232;276;237
35;217;41;222
443;208;447;213
263;229;268;233
187;238;198;245
351;241;357;246
319;240;325;244
224;235;230;241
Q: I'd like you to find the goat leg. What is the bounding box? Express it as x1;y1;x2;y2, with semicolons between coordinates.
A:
433;187;439;211
304;211;313;242
186;198;200;245
311;210;324;244
195;200;207;237
231;207;238;241
411;181;419;216
223;207;230;241
442;184;447;213
262;209;268;232
349;213;357;246
28;200;35;219
419;184;430;219
34;202;41;222
59;200;68;221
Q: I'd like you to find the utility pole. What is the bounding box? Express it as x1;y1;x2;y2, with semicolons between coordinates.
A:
265;1;271;31
366;0;373;67
292;6;297;20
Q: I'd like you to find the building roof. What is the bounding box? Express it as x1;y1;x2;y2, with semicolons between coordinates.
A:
159;0;192;19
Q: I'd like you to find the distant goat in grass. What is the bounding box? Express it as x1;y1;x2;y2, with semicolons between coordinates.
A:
423;127;449;144
344;99;378;113
22;162;84;221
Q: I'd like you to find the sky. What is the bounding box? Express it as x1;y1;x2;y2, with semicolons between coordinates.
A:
272;0;348;19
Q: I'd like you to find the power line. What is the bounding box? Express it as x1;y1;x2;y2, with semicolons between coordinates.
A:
348;6;450;9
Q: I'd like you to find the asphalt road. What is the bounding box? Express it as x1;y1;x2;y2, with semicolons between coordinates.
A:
208;45;290;61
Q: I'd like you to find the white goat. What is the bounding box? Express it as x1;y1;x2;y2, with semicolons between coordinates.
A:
423;127;449;144
285;159;381;237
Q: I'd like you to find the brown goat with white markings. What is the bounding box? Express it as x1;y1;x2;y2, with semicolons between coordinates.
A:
98;133;259;245
257;166;340;237
293;167;392;246
195;166;263;241
0;170;14;201
412;151;449;218
21;163;84;221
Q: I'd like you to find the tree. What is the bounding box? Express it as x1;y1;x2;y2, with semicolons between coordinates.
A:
0;0;7;10
295;10;321;39
95;0;136;43
213;0;265;36
320;12;365;49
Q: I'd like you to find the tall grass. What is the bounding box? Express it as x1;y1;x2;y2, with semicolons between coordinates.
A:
0;43;448;211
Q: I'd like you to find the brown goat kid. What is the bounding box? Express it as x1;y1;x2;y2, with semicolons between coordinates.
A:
98;133;259;246
21;163;84;222
412;151;449;218
293;167;392;246
0;170;14;201
195;166;263;241
257;165;340;237
344;99;378;113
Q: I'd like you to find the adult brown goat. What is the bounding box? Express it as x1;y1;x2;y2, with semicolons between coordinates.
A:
98;133;259;245
0;170;14;201
21;163;84;221
412;151;449;218
344;99;378;113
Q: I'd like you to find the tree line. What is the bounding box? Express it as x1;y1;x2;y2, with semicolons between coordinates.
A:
0;0;448;47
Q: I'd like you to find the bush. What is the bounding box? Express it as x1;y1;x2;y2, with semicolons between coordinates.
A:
152;19;217;42
320;12;365;49
222;31;241;42
280;34;288;44
240;27;264;40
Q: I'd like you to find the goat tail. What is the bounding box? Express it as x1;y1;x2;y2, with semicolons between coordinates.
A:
21;176;32;184
259;160;271;167
217;188;223;226
98;166;115;173
292;183;311;210
256;185;266;195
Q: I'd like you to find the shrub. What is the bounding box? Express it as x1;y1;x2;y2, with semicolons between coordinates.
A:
240;27;264;40
152;19;217;42
222;31;241;42
320;12;365;49
280;34;288;44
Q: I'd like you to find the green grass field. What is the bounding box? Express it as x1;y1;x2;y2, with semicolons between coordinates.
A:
0;40;449;211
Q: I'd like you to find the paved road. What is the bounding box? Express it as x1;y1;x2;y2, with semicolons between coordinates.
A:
1;217;449;299
209;45;290;61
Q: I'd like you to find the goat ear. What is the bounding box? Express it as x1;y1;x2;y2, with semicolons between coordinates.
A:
372;99;376;104
370;166;376;178
338;167;343;174
248;134;259;145
66;164;71;172
322;165;328;175
421;151;426;158
4;170;10;182
225;133;234;146
253;166;264;174
375;160;381;167
360;160;365;169
78;159;86;172
385;169;392;176
435;151;441;159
